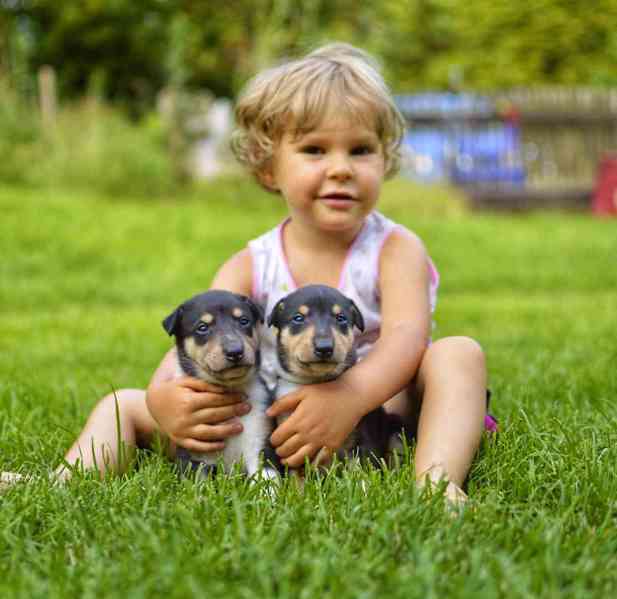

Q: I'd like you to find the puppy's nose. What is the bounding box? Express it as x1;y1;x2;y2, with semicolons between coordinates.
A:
314;336;334;359
224;339;244;363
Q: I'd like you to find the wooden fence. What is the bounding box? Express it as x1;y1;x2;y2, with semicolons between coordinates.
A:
495;87;617;189
398;88;617;209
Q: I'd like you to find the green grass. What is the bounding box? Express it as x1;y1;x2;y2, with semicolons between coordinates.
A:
1;178;616;598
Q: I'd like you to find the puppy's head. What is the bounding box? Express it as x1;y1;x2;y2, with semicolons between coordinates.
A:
268;285;364;383
163;290;264;387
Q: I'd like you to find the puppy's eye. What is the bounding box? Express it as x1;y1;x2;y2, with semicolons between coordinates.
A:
336;314;348;324
196;323;210;334
292;314;305;324
239;317;251;326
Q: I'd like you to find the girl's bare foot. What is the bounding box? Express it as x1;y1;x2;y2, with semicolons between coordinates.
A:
416;464;468;508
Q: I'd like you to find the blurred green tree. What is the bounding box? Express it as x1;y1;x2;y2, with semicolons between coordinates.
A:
2;0;616;111
1;0;175;110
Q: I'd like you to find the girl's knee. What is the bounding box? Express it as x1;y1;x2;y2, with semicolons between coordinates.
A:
96;389;146;420
423;336;485;374
100;389;156;443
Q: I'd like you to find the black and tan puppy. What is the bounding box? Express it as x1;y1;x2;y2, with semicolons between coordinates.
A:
163;290;276;478
268;284;402;467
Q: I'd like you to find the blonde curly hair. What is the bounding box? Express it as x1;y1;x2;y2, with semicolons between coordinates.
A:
231;43;405;189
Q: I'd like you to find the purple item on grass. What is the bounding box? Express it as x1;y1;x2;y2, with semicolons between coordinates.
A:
485;414;499;433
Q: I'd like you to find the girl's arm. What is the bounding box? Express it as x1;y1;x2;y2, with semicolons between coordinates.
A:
209;248;254;294
339;229;431;411
146;249;255;450
268;231;432;466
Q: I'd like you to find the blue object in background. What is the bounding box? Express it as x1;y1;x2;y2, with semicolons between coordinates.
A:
401;129;450;183
450;123;526;185
396;93;526;186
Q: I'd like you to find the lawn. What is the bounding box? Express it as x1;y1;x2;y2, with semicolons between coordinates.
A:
1;179;616;598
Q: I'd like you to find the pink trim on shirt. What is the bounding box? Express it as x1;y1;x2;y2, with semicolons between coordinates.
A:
428;256;440;289
375;225;440;307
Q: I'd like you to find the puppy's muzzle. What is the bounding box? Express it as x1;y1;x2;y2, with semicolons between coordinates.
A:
313;334;334;361
222;335;245;364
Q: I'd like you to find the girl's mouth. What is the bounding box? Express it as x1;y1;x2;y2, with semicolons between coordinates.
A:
318;193;356;208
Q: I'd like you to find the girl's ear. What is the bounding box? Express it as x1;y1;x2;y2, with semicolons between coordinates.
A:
258;170;277;192
257;159;279;192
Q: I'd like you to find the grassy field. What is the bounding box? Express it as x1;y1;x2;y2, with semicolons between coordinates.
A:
1;179;616;598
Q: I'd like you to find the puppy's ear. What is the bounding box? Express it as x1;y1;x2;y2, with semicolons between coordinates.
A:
348;299;365;332
238;295;264;324
267;299;285;328
162;306;182;336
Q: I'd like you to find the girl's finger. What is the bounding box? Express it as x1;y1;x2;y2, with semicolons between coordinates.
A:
283;445;315;468
266;393;302;418
269;415;297;447
275;433;304;459
178;377;227;393
180;439;225;453
191;421;243;441
188;391;245;410
190;403;250;425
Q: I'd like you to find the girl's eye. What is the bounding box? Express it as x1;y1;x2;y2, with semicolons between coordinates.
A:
300;145;323;155
239;317;250;326
351;145;375;156
196;323;210;334
292;314;305;324
336;314;348;324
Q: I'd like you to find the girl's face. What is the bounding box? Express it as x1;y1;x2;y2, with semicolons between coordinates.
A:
262;111;386;238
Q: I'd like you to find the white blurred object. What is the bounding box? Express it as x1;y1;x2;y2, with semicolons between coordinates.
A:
192;99;233;178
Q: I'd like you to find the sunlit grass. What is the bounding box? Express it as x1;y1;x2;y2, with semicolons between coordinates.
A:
1;180;616;598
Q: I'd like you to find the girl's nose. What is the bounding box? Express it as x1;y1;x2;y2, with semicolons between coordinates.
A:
327;153;353;180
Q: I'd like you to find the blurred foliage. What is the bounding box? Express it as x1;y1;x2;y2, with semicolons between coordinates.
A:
1;1;616;195
370;1;617;89
0;84;175;196
0;81;40;184
2;0;617;113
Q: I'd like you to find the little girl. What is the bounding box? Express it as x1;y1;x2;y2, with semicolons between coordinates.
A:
6;43;492;503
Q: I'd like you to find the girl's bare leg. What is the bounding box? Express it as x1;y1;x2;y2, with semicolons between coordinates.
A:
57;389;160;480
384;336;487;502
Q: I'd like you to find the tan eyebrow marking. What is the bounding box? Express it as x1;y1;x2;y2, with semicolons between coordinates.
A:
332;304;342;315
201;312;214;324
299;305;309;315
232;307;243;318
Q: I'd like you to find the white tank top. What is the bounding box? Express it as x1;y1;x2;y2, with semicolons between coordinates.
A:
248;211;439;386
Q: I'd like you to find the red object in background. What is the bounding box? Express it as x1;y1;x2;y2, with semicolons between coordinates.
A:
592;156;617;216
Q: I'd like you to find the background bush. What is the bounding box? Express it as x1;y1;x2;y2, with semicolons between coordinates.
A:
0;87;176;197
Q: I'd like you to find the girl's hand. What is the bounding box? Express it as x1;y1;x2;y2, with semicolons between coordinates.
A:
266;379;366;468
146;377;251;453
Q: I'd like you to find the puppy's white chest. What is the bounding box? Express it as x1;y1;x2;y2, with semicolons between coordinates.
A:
273;379;300;425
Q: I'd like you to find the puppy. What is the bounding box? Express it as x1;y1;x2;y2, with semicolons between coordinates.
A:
163;290;276;478
267;285;402;468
